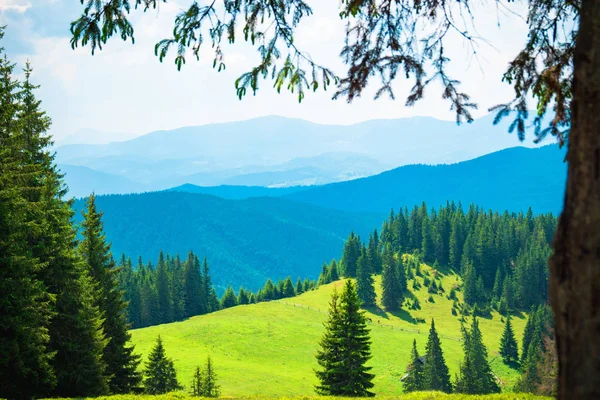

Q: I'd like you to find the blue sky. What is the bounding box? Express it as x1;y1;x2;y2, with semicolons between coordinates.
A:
0;0;530;141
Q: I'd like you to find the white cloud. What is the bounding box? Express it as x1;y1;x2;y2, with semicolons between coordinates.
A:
1;0;533;141
0;0;30;13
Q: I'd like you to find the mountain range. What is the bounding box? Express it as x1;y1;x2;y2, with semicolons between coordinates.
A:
56;114;551;198
76;145;567;291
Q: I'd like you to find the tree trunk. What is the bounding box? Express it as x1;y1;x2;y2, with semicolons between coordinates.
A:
549;0;600;398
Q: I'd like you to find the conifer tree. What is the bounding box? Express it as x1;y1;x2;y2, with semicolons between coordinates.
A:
202;356;220;397
318;263;330;285
403;339;424;393
381;245;401;310
15;55;110;397
341;232;360;277
282;276;296;297
422;319;452;393
356;247;376;306
295;277;304;294
500;316;519;365
0;51;56;399
155;251;173;324
191;365;204;396
144;336;180;394
237;288;250;305
455;317;500;394
79;194;142;394
329;259;340;282
220;286;238;309
315;281;375;397
183;252;202;317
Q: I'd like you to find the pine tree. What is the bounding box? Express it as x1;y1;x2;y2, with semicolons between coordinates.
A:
455;317;500;394
329;260;340;281
16;56;110;397
220;286;238;309
462;261;478;306
183;252;202;317
155;251;173;324
0;51;56;399
190;365;204;396
202;356;220;397
341;232;360;277
315;281;375;397
499;316;519;365
295;277;304;294
356;247;376;306
144;336;180;394
79;194;142;393
381;245;401;310
237;288;250;305
282;276;296;297
403;339;424;392
422;319;452;393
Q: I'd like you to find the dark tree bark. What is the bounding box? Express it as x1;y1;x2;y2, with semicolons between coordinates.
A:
549;1;600;398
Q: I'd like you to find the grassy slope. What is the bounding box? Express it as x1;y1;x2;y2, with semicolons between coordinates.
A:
130;262;527;397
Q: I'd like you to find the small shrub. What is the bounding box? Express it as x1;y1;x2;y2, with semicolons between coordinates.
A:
451;308;457;316
428;295;435;303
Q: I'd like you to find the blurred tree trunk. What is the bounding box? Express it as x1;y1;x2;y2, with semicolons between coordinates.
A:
549;1;600;398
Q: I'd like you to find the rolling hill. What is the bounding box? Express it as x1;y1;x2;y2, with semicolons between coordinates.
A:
72;192;384;291
130;262;529;397
284;145;567;215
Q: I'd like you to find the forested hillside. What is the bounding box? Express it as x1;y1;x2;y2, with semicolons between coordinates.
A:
285;146;566;214
71;192;383;290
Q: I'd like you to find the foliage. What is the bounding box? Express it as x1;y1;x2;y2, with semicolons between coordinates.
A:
144;336;180;395
315;281;375;397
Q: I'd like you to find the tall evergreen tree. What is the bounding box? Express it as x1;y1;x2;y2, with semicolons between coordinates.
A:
422;319;452;393
455;317;500;394
15;55;110;397
403;339;424;393
356;247;376;306
381;245;401;310
315;281;375;397
0;52;56;399
500;316;519;365
79;194;142;393
341;232;360;277
183;252;202;317
155;251;173;324
144;336;180;394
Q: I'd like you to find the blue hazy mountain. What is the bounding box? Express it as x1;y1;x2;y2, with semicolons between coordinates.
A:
71;192;383;290
168;184;307;199
58;164;147;198
55;114;548;195
284;145;567;215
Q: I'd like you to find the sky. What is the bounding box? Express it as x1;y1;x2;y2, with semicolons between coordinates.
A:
0;0;531;142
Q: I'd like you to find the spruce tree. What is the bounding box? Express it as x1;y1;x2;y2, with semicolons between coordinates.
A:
341;232;360;277
15;56;109;397
381;245;401;311
499;316;519;365
144;336;180;394
191;365;204;396
329;259;340;281
356;247;376;306
202;356;220;397
155;251;173;324
0;51;56;399
422;319;452;393
455;317;500;394
403;339;424;392
183;252;202;317
220;286;238;309
238;288;250;305
315;281;375;397
282;276;296;297
295;277;304;294
79;194;142;394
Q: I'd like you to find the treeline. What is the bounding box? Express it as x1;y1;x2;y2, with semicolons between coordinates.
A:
339;202;555;312
118;252;318;329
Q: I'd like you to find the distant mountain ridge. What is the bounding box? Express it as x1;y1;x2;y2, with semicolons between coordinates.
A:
283;145;567;215
56;114;550;197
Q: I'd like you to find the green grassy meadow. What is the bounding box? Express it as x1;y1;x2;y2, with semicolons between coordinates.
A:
55;394;551;400
130;262;528;397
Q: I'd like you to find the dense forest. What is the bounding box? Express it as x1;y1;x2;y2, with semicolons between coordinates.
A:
335;202;555;314
118;250;317;329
